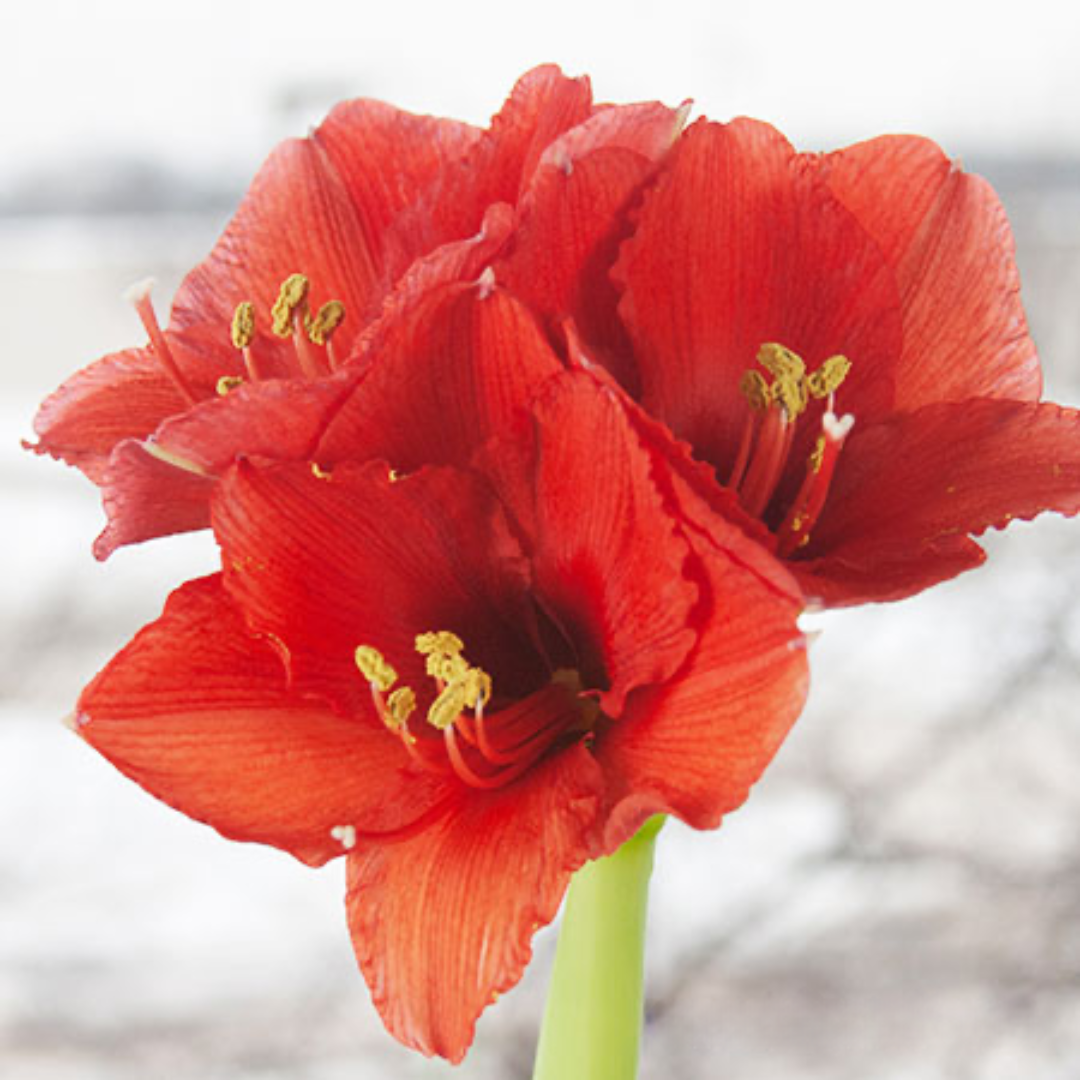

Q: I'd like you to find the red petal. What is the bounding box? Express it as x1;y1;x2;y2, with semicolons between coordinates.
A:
345;744;602;1062
211;459;538;713
315;282;565;471
798;399;1080;604
362;201;515;349
478;372;699;715
77;576;446;867
498;146;657;391
597;535;808;844
383;65;593;275
28;338;224;481
91;372;358;556
535;99;686;172
171;135;380;361
94;440;214;558
821;136;1041;407
312;96;481;282
615;118;902;474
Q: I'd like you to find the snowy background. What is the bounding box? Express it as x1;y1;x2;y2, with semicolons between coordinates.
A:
3;2;1080;1077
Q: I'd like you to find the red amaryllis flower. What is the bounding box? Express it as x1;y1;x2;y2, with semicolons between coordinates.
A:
73;373;808;1060
28;65;685;558
528;118;1080;606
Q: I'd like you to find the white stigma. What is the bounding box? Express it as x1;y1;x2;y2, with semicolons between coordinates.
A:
823;411;856;441
122;277;157;305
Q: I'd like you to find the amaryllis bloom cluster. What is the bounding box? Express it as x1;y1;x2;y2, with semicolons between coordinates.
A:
32;66;1080;1061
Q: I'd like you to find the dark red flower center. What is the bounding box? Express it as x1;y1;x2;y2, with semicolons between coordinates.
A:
728;343;854;556
355;629;600;790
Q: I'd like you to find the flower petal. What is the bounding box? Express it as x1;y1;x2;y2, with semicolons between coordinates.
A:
478;372;699;715
93;439;215;558
597;532;808;844
90;372;358;556
345;744;603;1062
76;575;446;867
615;117;902;474
211;458;539;713
312;96;481;282
798;398;1080;604
497;146;657;391
315;282;566;472
821;136;1041;407
170;135;380;360
28;337;224;481
383;64;593;275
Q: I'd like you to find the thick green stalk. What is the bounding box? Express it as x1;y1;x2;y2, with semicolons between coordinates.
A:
532;816;665;1080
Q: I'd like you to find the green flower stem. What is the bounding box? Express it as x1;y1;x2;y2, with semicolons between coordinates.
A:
533;816;665;1080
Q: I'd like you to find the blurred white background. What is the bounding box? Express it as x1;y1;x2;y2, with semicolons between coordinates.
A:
2;2;1080;1077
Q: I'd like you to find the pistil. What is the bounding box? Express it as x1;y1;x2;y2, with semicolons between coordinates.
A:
124;279;198;405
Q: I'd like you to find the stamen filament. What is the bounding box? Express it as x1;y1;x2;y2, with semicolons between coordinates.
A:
739;408;791;517
444;725;542;790
728;410;757;491
292;311;329;378
367;684;450;774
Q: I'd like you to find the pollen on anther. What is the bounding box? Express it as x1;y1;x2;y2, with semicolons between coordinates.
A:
271;273;310;338
355;645;397;692
307;300;345;345
416;630;465;658
231;301;256;349
428;681;470;730
216;375;244;396
739;370;771;412
330;824;357;850
807;355;851;399
387;687;417;729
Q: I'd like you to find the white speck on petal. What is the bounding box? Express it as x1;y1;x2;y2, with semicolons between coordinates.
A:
330;825;357;850
476;266;496;299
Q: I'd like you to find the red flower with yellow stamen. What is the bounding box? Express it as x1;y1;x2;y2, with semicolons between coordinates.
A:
73;373;808;1060
28;65;685;557
593;118;1080;605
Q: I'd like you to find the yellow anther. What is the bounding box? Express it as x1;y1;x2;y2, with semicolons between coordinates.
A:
311;462;332;480
354;645;397;692
425;651;469;684
386;686;417;729
739;370;771;412
216;375;244;396
428;681;470;730
807;355;851;399
772;372;809;419
231;301;255;349
415;631;465;658
757;343;806;383
752;343;810;418
462;667;493;710
808;434;827;474
271;273;310;338
307;299;346;345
